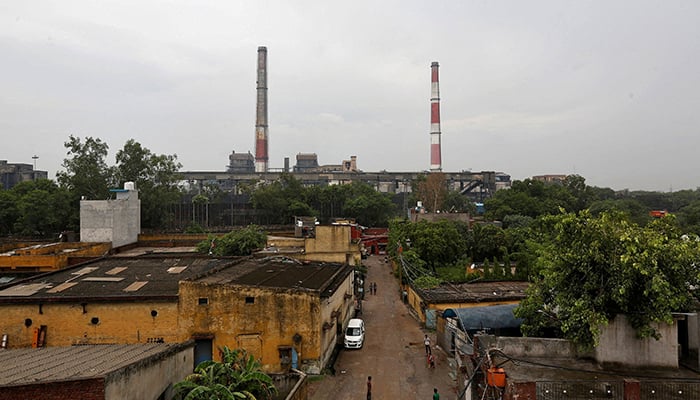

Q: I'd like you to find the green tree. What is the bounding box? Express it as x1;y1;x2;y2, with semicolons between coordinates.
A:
197;225;267;256
10;180;72;237
414;173;448;212
0;189;18;235
515;211;700;351
466;223;507;262
342;181;395;227
57;135;113;201
677;199;700;235
250;173;314;224
408;220;466;271
114;139;183;229
56;135;114;230
443;190;475;213
588;198;650;226
174;347;276;400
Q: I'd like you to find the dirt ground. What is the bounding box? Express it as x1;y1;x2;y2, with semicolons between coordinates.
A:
307;254;458;400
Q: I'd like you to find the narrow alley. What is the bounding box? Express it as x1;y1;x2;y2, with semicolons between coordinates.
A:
308;254;457;399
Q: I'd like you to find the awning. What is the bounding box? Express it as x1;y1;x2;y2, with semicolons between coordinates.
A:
443;304;522;331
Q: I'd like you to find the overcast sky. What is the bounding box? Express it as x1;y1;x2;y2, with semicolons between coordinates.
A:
2;1;699;192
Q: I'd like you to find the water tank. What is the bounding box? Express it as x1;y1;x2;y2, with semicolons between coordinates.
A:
124;182;135;191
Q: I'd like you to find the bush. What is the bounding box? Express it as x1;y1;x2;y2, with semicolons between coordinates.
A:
197;225;267;256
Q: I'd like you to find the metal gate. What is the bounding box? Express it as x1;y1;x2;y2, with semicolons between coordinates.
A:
537;381;624;400
640;381;700;400
425;308;437;329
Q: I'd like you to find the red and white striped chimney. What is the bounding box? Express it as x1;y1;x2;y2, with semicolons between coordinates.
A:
429;61;442;172
255;46;269;172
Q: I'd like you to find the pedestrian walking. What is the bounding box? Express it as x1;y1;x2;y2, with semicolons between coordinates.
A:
428;353;435;369
374;282;377;295
433;388;440;400
424;334;431;355
366;376;372;400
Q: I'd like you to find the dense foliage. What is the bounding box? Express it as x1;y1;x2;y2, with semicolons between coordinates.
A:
174;347;276;400
113;139;183;228
197;226;267;256
515;211;700;350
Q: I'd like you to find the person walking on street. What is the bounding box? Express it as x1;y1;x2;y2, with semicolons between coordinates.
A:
433;388;440;400
366;376;372;400
424;334;431;355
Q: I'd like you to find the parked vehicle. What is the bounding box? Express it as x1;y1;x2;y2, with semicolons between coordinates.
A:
344;318;365;349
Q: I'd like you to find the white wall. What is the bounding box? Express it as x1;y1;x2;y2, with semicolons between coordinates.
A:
595;314;678;367
80;188;140;248
104;344;194;400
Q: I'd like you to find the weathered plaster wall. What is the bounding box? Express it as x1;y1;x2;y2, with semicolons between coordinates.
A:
595;314;678;367
104;342;194;400
0;301;179;348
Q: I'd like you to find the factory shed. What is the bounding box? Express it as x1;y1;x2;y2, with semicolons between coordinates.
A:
0;342;194;400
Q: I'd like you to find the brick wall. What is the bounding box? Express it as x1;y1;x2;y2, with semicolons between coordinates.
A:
0;378;105;400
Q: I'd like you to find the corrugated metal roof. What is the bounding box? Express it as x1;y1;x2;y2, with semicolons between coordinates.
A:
0;256;235;302
415;281;529;304
0;343;190;386
195;258;353;297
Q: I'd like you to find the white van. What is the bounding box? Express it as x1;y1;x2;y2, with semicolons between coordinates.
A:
344;318;365;349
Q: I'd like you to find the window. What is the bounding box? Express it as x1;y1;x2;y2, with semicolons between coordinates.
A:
198;298;209;305
245;296;255;304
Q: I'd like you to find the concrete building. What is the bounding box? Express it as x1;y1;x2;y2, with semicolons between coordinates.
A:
532;174;568;184
0;160;48;190
0;342;194;400
463;318;700;400
0;242;111;274
403;280;529;329
179;257;355;374
0;253;356;375
293;153;319;172
80;182;140;248
227;150;255;173
437;305;700;399
0;255;232;349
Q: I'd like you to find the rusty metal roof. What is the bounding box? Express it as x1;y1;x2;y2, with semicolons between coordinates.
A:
0;342;192;387
195;256;353;297
0;256;236;303
415;281;529;304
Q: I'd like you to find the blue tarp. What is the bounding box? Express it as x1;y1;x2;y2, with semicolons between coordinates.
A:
443;303;522;331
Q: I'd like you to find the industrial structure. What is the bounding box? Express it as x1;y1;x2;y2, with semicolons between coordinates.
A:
430;61;442;172
0;160;47;190
255;46;269;173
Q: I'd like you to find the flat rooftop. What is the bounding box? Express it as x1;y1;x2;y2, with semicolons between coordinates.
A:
0;343;190;386
0;255;237;302
417;281;529;304
195;256;353;297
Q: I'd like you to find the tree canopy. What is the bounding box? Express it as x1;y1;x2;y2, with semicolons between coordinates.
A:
197;226;267;256
515;210;700;350
113;139;183;228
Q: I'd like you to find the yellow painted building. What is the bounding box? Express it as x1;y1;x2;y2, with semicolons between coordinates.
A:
0;254;357;375
0;256;234;348
403;281;529;328
265;225;362;265
0;242;111;273
178;257;355;374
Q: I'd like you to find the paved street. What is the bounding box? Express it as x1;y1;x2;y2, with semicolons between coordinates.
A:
308;254;457;400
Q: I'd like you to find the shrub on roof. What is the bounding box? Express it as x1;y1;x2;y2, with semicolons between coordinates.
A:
197;225;267;256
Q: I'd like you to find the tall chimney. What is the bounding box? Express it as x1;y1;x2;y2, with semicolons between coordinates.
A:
255;46;269;172
430;61;442;172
